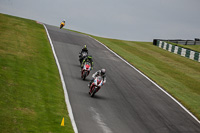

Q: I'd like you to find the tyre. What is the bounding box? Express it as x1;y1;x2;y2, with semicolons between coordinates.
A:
91;87;97;97
60;24;63;29
83;71;87;80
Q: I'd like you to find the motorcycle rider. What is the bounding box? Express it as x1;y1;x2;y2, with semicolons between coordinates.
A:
79;45;89;65
60;19;65;29
88;68;106;87
81;55;93;69
80;45;88;55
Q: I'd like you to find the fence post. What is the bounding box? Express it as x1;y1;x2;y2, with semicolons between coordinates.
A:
185;40;188;45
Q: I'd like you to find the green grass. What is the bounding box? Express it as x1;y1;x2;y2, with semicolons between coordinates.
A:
0;13;74;133
87;36;200;120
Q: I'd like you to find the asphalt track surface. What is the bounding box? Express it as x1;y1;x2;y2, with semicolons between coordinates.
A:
45;25;200;133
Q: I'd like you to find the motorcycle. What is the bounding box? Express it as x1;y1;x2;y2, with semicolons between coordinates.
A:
79;51;88;66
81;62;91;80
60;22;65;29
89;76;104;97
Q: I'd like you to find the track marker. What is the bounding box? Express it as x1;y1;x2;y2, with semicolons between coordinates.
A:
61;117;64;126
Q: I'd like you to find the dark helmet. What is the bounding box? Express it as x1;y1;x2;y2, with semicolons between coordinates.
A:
101;68;106;75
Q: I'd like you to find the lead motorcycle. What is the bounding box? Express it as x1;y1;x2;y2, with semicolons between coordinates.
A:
81;62;91;80
60;22;65;29
79;51;88;66
89;76;104;97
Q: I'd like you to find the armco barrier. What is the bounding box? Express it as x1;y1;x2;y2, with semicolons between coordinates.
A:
156;40;200;62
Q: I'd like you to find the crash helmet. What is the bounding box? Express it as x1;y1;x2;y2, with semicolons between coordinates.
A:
82;45;88;51
63;19;65;22
101;68;106;75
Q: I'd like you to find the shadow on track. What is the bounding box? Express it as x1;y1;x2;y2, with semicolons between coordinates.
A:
76;90;108;101
92;95;108;100
71;63;81;68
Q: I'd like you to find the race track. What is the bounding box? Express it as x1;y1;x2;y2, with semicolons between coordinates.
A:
45;25;200;133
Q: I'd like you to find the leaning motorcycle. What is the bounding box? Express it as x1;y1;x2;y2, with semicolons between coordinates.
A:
60;22;65;29
81;62;91;80
79;51;88;66
89;76;104;97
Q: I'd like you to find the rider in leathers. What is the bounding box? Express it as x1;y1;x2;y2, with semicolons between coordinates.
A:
81;55;93;69
60;19;65;29
88;69;106;87
79;45;88;65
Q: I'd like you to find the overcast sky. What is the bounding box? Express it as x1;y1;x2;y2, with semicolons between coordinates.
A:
0;0;200;41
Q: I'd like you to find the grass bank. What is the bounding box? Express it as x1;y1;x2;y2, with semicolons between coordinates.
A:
0;13;74;133
89;36;200;120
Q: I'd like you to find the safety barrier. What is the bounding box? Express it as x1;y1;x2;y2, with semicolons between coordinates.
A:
156;40;200;62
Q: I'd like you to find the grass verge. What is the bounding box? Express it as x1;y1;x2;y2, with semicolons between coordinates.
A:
0;13;74;133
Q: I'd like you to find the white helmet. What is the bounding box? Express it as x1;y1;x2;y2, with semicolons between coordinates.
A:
101;69;106;75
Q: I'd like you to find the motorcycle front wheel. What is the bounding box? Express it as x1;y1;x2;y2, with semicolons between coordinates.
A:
82;71;87;80
60;24;63;29
90;87;97;97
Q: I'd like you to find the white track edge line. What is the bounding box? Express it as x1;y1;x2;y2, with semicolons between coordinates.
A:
88;36;200;124
43;24;78;133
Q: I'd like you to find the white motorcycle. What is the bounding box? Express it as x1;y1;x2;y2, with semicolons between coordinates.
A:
89;76;104;97
81;62;91;80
